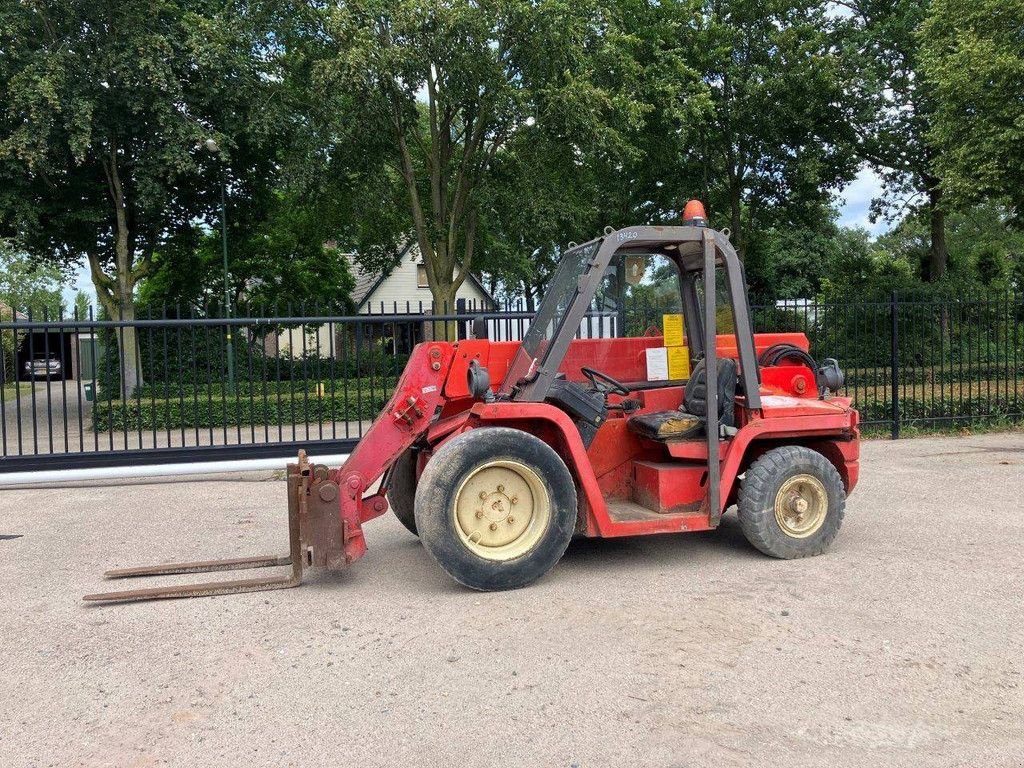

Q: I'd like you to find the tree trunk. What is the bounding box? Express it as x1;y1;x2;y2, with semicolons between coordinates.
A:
729;179;743;254
91;268;143;400
117;301;142;398
98;144;145;398
523;280;536;312
927;186;947;283
429;282;459;341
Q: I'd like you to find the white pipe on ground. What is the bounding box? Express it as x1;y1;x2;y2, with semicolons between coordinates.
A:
0;453;351;489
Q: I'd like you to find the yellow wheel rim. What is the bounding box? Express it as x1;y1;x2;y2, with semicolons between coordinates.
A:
774;474;828;538
453;460;551;561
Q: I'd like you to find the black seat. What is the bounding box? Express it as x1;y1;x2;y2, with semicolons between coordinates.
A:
627;358;738;442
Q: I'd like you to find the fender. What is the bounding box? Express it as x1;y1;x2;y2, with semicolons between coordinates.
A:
465;401;619;536
719;410;861;507
466;400;859;537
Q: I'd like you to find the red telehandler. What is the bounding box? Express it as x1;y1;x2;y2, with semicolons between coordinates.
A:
85;203;859;602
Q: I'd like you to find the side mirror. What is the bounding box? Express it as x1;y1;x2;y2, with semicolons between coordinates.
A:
816;358;844;398
467;359;494;402
471;316;489;340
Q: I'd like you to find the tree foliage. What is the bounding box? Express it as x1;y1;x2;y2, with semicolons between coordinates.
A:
1;0;1020;336
138;189;357;314
317;0;710;317
0;0;279;393
839;0;953;281
687;0;861;252
920;0;1024;218
0;240;66;315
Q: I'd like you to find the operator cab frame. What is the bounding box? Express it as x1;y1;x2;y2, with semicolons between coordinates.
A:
502;224;762;412
499;219;764;522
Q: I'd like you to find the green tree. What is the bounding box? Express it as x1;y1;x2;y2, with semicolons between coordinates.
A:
73;291;92;320
0;240;66;316
137;189;357;315
748;213;875;299
318;0;702;323
874;203;1024;289
0;1;278;395
841;0;950;282
0;240;66;383
471;0;712;306
686;0;860;253
920;0;1024;217
817;227;917;299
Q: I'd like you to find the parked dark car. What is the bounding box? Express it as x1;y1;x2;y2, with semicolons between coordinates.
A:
23;354;62;381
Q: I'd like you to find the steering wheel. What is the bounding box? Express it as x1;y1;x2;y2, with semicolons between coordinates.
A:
580;367;630;396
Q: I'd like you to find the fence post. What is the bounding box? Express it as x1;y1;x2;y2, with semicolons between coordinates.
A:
890;290;900;439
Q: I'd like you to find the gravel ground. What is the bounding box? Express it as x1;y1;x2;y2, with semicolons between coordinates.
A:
0;432;1022;768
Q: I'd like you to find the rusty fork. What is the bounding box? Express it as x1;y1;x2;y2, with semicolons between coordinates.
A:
82;451;346;604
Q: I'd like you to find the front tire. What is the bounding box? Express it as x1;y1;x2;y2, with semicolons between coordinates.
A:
414;427;577;591
737;446;846;559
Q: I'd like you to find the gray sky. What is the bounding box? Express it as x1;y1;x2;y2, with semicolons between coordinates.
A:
836;167;887;236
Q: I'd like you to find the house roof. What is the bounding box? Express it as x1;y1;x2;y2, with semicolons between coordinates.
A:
345;243;496;310
0;302;29;321
346;242;416;308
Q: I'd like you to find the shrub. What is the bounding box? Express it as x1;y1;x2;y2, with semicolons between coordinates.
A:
133;376;399;401
91;388;392;433
853;394;1024;429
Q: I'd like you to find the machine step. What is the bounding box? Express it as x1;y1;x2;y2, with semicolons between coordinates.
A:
606;499;668;523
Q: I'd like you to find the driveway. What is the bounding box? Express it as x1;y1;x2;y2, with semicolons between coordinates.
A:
0;432;1022;767
1;379;91;455
1;380;370;457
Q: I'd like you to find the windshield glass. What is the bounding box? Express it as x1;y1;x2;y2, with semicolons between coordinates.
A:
500;241;599;393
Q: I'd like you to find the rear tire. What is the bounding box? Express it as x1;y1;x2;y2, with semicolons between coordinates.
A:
387;449;419;536
737;446;845;559
414;427;577;591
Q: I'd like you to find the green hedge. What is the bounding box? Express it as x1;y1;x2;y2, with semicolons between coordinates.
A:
854;394;1024;426
91;390;391;432
845;363;1024;388
133;376;399;400
96;320;411;399
95;389;1024;435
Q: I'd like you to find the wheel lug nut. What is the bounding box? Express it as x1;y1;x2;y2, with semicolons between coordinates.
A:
507;516;515;524
489;522;498;531
475;510;484;519
497;484;504;493
479;491;487;500
510;496;518;504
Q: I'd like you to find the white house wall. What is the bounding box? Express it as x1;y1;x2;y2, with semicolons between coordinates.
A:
271;249;492;359
358;249;491;314
267;324;339;359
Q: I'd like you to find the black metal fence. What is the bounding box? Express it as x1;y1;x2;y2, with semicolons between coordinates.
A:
2;292;1022;473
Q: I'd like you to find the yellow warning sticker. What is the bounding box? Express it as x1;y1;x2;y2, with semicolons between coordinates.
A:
667;345;691;380
663;313;685;347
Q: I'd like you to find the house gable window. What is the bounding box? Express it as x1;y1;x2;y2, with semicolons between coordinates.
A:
416;264;429;288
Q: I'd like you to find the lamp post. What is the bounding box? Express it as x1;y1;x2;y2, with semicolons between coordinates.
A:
205;138;235;395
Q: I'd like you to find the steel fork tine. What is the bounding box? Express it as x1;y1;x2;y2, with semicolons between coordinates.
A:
103;554;293;579
82;452;346;605
83;570;302;603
